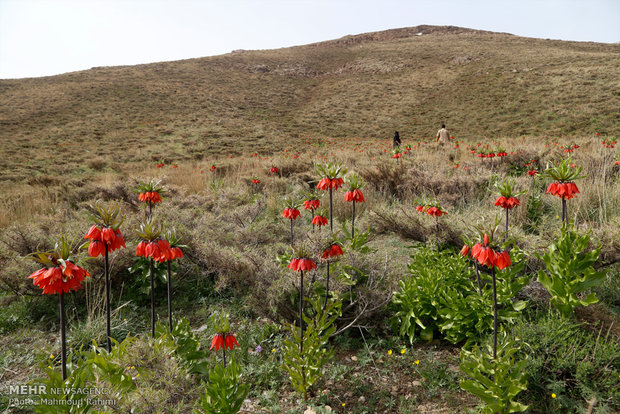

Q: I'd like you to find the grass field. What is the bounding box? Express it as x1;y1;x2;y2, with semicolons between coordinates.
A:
0;26;619;413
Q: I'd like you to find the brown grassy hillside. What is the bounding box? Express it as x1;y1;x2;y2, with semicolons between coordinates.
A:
0;25;619;184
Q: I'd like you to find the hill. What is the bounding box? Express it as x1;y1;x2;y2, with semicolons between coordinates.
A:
0;25;619;182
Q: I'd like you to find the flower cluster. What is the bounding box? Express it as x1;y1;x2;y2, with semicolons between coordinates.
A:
85;225;126;257
138;191;162;203
317;177;344;190
494;196;520;209
303;199;320;210
546;182;580;200
321;243;344;261
312;215;328;227
288;257;317;271
282;207;301;220
270;166;279;174
527;170;538;177
463;234;511;270
426;206;447;217
29;261;90;295
344;189;365;202
136;239;183;263
211;333;239;351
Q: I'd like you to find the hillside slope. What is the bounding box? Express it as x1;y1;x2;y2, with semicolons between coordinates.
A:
0;25;619;181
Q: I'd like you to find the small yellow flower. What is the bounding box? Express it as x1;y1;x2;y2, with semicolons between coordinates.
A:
551;393;556;399
414;360;420;365
49;354;54;359
400;349;406;354
342;403;346;407
272;348;276;353
387;349;392;355
47;365;52;369
136;373;140;378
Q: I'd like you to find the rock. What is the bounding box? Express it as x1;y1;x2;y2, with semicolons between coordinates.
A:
303;408;317;414
358;396;366;403
412;380;422;387
350;355;358;361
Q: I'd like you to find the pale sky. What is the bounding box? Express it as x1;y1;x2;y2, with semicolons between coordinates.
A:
1;0;619;79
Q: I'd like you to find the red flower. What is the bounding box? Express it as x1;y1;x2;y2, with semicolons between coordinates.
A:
494;196;520;209
211;333;224;350
321;244;344;261
312;215;328;227
84;225;101;241
344;189;365;202
251;179;261;184
527;170;538;177
426;207;447;217
546;182;579;199
88;240;106;257
483;234;489;246
270;167;279;174
29;261;90;295
101;228;115;244
415;205;425;212
495;251;512;270
288;257;316;271
460;245;470;257
225;334;239;350
317;178;344;191
303;199;321;210
282;208;301;220
171;247;184;259
136;241;148;257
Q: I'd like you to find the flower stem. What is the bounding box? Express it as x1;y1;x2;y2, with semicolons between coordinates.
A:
167;260;172;332
352;200;356;239
299;270;304;357
474;261;482;294
59;291;67;380
323;261;330;312
329;187;333;232
505;208;509;240
150;258;155;338
492;267;498;360
222;339;227;368
562;197;567;224
290;218;294;246
104;244;111;352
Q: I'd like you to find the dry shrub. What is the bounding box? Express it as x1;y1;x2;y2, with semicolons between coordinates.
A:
359;161;407;197
87;157;107;171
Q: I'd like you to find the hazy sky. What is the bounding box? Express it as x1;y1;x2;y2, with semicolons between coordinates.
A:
1;0;619;79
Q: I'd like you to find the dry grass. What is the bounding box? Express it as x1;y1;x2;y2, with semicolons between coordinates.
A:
1;26;618;185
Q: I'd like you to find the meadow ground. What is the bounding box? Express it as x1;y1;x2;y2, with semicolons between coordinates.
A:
0;132;619;413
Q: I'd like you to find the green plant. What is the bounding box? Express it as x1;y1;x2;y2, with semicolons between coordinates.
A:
31;338;136;413
195;357;249;414
392;246;527;346
459;336;529;413
508;309;620;413
155;317;210;377
537;223;606;317
282;294;341;401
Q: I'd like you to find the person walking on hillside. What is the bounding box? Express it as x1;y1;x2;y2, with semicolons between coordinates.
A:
393;131;401;148
436;124;450;146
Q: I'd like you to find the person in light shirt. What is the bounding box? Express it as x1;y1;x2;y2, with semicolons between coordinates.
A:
436;124;450;146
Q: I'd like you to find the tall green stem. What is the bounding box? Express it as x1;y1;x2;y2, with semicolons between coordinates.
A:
352;200;356;239
167;260;172;331
150;258;155;338
492;267;498;360
104;245;111;352
59;292;67;380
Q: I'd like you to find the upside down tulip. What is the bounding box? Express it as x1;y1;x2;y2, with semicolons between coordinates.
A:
289;256;316;356
546;182;579;200
494;196;520;209
312;215;328;228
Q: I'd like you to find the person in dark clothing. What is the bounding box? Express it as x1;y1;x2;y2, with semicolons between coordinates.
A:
393;131;401;148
